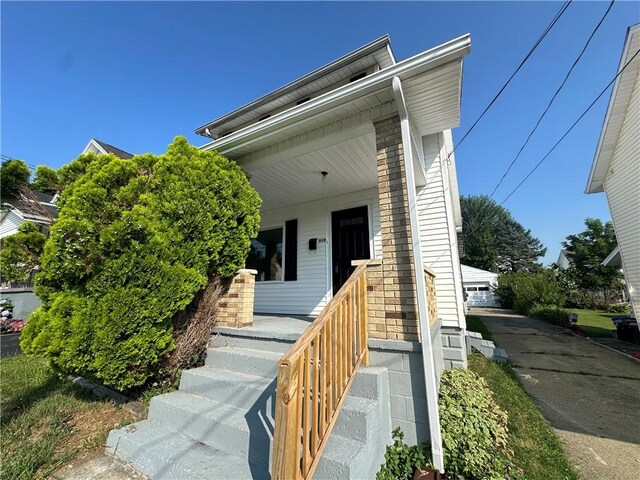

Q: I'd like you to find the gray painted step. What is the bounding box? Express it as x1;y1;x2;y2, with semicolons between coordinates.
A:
205;346;282;377
180;366;276;409
148;391;272;464
314;435;366;479
106;420;270;480
210;332;294;354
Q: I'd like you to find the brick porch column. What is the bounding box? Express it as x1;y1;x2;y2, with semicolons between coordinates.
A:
216;269;256;328
372;115;420;342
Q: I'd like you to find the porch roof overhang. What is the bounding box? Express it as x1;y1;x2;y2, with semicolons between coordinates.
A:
602;246;622;267
199;34;471;159
586;24;640;194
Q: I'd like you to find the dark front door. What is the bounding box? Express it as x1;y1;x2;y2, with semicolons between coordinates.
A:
331;206;371;294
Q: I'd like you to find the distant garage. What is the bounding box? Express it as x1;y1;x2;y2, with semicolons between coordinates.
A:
461;265;499;307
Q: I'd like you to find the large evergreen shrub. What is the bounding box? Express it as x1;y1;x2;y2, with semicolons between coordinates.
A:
493;271;565;314
20;137;261;391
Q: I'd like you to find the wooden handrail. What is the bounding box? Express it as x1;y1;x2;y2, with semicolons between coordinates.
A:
272;263;369;480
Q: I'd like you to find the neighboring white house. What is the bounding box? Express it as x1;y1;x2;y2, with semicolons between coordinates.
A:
81;138;133;158
461;264;499;307
586;23;639;321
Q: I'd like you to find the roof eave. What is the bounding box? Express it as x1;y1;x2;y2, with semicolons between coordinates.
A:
195;34;393;136
199;34;471;155
586;24;640;194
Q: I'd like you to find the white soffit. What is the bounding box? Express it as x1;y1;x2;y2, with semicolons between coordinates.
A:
249;131;377;210
587;24;640;194
200;34;471;157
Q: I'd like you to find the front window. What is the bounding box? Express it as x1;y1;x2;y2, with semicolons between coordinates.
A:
247;227;283;282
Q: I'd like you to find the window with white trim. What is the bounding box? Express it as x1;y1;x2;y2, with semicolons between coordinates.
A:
247;227;283;282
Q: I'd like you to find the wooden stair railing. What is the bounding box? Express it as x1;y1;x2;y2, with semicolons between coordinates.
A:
272;263;369;480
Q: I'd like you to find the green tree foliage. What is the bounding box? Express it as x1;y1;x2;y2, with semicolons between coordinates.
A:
562;218;621;300
31;165;61;194
0;223;47;283
1;159;31;200
493;271;565;314
461;196;546;273
20;137;261;391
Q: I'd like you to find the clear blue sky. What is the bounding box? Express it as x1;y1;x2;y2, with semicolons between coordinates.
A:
2;1;638;264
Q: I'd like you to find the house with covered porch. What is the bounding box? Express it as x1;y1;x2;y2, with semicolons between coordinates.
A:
108;33;471;479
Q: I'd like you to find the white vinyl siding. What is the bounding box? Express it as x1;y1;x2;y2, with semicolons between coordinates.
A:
0;211;23;239
416;132;465;328
604;72;640;319
253;188;381;316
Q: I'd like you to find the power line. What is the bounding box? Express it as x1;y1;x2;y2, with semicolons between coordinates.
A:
488;0;615;199
462;47;640;243
500;47;640;205
447;0;572;162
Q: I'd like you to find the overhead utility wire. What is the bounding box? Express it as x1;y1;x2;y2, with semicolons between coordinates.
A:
446;0;572;162
500;47;640;205
488;0;615;199
461;47;640;242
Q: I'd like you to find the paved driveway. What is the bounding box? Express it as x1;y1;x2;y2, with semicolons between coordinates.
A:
0;333;21;358
470;308;640;480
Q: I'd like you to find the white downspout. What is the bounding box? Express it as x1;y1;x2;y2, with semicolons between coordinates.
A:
392;76;444;472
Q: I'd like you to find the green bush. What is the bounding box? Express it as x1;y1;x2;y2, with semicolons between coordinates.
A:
439;368;518;480
20;137;261;391
565;290;606;310
494;271;564;314
606;303;630;314
529;305;570;327
376;428;431;480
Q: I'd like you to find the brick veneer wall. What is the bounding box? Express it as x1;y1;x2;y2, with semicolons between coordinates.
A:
370;116;420;342
216;269;256;328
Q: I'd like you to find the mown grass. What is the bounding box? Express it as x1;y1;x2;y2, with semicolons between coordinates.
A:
466;315;493;341
0;355;134;480
567;309;618;338
469;354;579;480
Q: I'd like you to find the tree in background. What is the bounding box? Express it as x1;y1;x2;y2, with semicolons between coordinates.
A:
0;223;47;283
562;218;622;304
31;165;61;194
0;159;31;200
461;195;546;273
20;137;261;391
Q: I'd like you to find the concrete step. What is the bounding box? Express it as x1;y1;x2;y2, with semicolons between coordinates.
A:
205;346;282;377
106;420;270;480
315;366;391;480
211;331;295;354
148;391;272;464
492;347;508;363
314;435;366;479
180;366;276;410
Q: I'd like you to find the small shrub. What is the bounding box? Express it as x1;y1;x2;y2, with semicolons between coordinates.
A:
377;428;431;480
494;271;564;314
606;303;630;314
439;368;518;480
529;305;570;327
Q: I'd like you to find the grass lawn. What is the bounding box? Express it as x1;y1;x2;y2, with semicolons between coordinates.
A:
565;308;619;338
0;355;134;480
469;354;579;480
466;315;493;340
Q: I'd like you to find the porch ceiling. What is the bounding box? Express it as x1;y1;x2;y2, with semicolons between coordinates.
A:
248;129;377;210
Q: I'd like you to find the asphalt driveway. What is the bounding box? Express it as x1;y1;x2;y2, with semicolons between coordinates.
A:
470;308;640;480
0;333;21;358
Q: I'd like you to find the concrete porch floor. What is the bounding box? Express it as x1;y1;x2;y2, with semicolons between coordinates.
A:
213;313;315;342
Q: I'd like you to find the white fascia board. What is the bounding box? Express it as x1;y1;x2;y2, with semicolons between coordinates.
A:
199;34;471;155
602;245;621;267
586;24;640;194
81;139;108;156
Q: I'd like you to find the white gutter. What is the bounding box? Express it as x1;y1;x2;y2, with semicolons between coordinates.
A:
199;34;471;155
392;76;444;472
